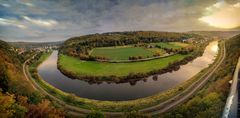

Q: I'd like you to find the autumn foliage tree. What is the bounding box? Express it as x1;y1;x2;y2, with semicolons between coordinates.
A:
26;100;64;118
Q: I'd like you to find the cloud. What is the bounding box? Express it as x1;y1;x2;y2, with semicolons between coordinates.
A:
1;3;10;7
18;0;34;7
96;0;217;32
233;2;240;7
23;2;34;7
22;16;58;28
0;0;239;42
20;2;34;7
0;18;27;29
199;1;240;29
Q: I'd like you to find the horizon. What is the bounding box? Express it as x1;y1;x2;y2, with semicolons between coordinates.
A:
4;30;240;43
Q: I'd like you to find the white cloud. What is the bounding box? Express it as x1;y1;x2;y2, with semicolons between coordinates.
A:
0;18;27;29
213;1;224;8
1;3;10;7
23;2;34;7
19;0;35;7
199;2;240;29
22;16;58;28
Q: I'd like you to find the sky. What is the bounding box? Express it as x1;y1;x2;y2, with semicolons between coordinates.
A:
0;0;240;42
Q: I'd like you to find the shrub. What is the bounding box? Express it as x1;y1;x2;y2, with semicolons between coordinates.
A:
86;110;105;118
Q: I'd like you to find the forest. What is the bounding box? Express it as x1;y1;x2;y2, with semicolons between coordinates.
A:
0;40;64;117
60;31;200;58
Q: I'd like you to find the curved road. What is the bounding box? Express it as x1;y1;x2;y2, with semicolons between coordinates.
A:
141;41;225;115
23;55;37;90
23;41;225;117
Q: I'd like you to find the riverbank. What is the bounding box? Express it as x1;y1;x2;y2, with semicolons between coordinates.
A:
57;40;207;83
159;35;239;118
27;41;222;112
58;53;193;84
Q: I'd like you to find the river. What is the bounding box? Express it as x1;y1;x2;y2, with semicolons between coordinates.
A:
38;41;218;101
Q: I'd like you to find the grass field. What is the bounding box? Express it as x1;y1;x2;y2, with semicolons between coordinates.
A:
90;42;188;60
153;42;189;49
90;46;154;60
147;48;166;55
59;54;189;77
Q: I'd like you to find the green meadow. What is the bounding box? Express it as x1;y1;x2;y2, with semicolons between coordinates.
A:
90;46;154;60
153;42;189;49
59;54;189;77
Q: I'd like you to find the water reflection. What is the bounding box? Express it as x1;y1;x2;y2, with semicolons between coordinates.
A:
38;41;218;101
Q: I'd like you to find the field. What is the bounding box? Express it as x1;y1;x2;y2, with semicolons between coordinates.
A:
153;42;189;49
90;46;154;60
147;48;166;55
90;42;188;61
59;54;189;77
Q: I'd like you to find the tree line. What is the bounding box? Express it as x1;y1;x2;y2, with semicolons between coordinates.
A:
60;31;200;58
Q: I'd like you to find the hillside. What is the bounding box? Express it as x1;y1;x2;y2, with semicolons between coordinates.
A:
9;41;63;49
0;40;34;94
190;31;240;39
60;31;200;56
162;34;240;118
0;40;64;117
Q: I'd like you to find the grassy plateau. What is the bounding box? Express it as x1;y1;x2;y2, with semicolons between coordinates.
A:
90;46;154;60
153;42;189;49
58;54;189;77
58;42;192;80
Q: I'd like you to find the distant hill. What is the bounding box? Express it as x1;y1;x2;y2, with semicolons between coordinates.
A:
189;31;240;39
9;41;63;49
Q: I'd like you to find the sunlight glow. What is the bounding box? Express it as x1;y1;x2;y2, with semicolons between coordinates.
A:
211;45;218;52
199;2;240;29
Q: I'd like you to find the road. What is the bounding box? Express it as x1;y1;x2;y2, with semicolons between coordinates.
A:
23;55;37;90
23;55;89;117
140;41;226;115
22;41;225;117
